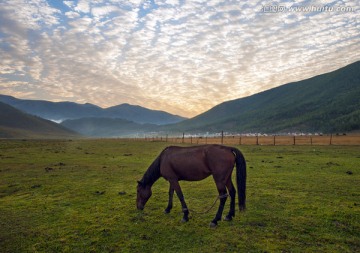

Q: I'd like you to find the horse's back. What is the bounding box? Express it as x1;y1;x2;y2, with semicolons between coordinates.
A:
160;145;235;181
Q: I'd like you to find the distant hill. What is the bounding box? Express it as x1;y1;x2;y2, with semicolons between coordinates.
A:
61;118;158;137
103;103;186;125
168;61;360;134
0;102;80;139
0;95;186;125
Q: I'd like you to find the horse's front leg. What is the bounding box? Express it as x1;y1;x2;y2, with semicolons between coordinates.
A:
164;185;174;214
170;180;189;222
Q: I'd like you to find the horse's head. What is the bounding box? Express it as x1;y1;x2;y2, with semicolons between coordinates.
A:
136;180;152;210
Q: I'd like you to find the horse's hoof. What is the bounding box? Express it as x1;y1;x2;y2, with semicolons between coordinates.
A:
209;222;217;228
164;209;170;214
181;217;189;223
224;216;232;221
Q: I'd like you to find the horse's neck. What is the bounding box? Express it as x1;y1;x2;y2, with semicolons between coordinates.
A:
142;155;161;186
145;174;160;187
142;169;160;187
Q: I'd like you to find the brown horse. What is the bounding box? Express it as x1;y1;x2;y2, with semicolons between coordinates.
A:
136;144;246;227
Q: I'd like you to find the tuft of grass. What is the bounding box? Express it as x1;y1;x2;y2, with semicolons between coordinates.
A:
0;140;359;252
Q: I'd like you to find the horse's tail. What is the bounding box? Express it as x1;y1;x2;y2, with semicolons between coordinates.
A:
231;147;246;211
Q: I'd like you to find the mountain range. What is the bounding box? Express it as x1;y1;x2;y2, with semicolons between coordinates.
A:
0;102;79;139
0;95;186;125
0;60;359;138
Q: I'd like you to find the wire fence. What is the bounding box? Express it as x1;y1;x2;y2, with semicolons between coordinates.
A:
133;133;360;146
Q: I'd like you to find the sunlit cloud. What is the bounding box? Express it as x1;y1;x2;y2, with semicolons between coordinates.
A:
0;0;359;117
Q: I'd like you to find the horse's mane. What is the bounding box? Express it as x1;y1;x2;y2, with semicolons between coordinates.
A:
140;153;161;186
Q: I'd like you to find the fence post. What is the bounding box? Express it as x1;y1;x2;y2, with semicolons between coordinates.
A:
221;131;224;144
182;133;185;144
293;136;296;145
273;135;276;146
330;134;333;145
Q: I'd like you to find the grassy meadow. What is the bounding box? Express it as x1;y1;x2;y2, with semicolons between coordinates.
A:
0;139;359;252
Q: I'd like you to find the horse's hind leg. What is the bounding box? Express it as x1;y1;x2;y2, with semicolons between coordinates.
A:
210;180;228;227
224;178;236;221
164;185;174;214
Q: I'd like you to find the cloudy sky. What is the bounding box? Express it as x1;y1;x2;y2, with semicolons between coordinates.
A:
0;0;359;117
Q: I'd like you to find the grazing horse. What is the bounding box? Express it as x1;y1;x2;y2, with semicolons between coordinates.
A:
136;144;246;227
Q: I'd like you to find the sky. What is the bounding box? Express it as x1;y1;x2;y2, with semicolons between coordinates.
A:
0;0;359;117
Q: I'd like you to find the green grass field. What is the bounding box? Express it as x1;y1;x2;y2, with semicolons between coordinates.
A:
0;139;359;252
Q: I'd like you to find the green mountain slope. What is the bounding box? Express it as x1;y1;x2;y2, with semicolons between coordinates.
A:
0;102;80;139
169;61;360;133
